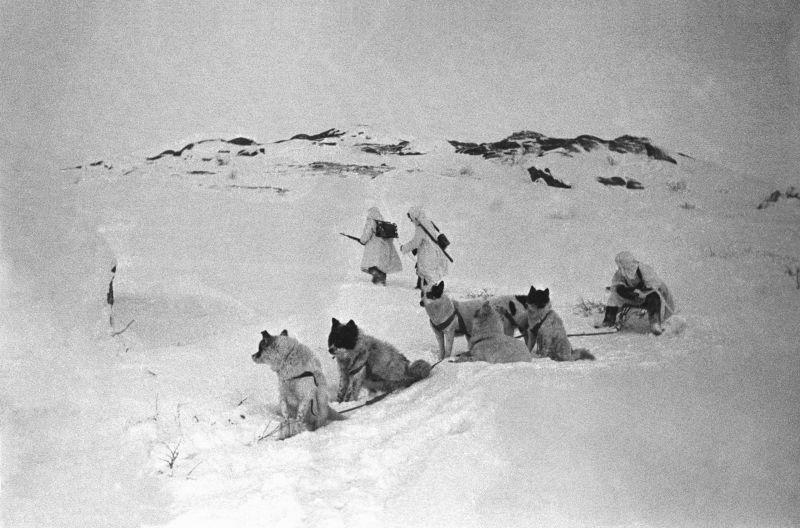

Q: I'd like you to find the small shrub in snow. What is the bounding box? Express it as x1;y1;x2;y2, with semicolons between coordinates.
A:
159;439;182;475
666;180;688;192
574;297;605;317
679;202;696;210
255;420;282;443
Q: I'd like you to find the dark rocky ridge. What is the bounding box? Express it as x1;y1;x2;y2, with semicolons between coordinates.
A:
66;127;680;171
146;137;262;161
449;131;677;164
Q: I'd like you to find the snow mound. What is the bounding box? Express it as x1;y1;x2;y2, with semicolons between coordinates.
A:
5;126;799;527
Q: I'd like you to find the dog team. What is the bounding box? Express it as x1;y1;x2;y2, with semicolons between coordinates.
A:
253;206;676;438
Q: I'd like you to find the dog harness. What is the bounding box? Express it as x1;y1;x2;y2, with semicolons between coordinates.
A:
431;310;456;332
528;310;552;344
286;371;319;386
468;335;492;348
430;307;467;335
284;371;321;417
347;352;370;377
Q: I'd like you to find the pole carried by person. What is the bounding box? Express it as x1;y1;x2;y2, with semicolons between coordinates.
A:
417;222;453;263
340;232;363;244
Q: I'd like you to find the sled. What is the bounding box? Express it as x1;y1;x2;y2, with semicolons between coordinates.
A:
589;304;647;333
613;305;650;331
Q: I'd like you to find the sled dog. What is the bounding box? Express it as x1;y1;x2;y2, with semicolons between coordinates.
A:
454;301;532;363
525;287;595;362
252;329;344;439
328;318;431;402
420;281;529;359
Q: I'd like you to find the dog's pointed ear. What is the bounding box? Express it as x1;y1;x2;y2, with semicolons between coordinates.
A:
345;319;357;329
544;288;549;297
261;330;271;338
280;329;288;336
527;286;537;301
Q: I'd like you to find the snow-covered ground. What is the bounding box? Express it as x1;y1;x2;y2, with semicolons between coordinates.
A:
2;129;799;527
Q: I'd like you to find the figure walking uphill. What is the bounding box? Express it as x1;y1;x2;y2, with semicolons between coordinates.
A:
400;206;451;290
359;207;402;286
600;251;677;335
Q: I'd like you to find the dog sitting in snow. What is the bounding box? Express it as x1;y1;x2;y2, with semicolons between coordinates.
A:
252;329;344;439
420;281;530;360
453;301;531;363
525;287;595;362
328;318;431;402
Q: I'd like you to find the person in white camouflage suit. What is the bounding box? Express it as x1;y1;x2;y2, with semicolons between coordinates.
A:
400;206;449;289
359;207;402;286
601;251;676;335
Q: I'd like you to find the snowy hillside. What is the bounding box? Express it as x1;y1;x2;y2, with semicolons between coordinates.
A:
3;126;800;528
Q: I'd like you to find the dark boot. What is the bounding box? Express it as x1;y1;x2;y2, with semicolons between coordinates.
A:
648;312;663;335
645;292;663;335
601;306;618;327
367;267;382;284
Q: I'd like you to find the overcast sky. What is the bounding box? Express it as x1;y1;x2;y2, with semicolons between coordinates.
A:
2;0;798;179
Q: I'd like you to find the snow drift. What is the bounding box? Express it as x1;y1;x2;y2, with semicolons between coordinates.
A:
2;126;799;528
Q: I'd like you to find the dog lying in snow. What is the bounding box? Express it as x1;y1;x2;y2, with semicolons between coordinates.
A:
453;301;532;363
525;287;595;362
327;318;431;402
252;329;344;439
420;281;529;359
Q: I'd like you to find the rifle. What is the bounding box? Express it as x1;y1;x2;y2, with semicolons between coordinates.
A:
339;233;364;245
417;223;454;263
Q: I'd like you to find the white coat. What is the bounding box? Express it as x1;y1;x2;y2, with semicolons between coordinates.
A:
400;206;449;286
360;207;402;274
607;251;676;320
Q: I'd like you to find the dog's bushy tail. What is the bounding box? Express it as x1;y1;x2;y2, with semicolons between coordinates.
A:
574;348;595;361
407;359;432;381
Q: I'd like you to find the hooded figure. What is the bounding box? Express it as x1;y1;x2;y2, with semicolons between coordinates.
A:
359;207;402;285
400;206;449;288
601;251;676;335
